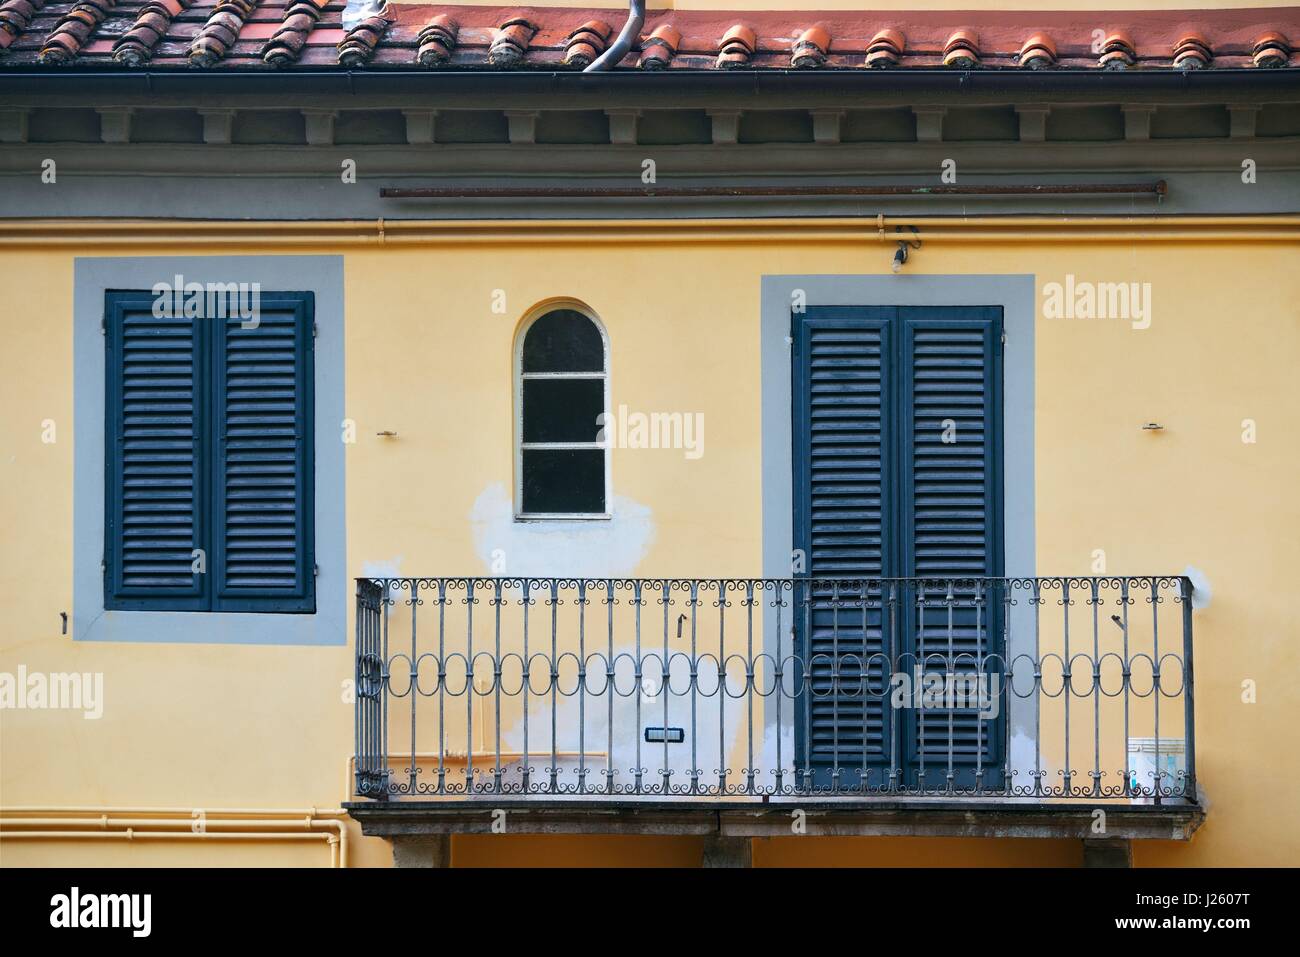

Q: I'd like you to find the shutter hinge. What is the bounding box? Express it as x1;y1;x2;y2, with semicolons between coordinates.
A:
100;318;106;335
314;564;320;578
1000;331;1007;345
312;323;319;338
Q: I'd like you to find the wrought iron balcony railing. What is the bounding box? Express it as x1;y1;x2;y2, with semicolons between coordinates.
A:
353;577;1196;804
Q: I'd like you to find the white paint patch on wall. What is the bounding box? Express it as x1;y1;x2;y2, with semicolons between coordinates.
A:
1184;565;1212;610
469;482;655;578
361;557;404;580
1010;730;1048;793
361;557;404;601
494;660;751;793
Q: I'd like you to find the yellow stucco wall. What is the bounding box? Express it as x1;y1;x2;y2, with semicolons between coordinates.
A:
1;219;1297;866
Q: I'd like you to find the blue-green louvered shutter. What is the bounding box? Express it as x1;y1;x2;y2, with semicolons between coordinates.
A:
792;307;896;786
211;295;315;613
899;308;1003;787
104;293;207;610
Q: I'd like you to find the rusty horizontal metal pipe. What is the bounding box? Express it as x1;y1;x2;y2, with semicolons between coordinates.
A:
381;182;1167;199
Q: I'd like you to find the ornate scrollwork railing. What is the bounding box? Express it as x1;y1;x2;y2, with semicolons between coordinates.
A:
354;576;1196;803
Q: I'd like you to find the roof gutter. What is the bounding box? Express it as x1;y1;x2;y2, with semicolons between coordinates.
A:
584;0;645;73
2;68;1299;97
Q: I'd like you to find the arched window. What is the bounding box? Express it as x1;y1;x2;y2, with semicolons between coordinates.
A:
516;307;609;518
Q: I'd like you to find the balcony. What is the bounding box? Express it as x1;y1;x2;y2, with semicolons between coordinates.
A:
347;576;1204;864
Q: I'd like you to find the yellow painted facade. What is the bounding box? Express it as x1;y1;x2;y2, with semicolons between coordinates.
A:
1;217;1297;866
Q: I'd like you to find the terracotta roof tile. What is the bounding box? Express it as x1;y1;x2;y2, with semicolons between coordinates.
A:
638;22;679;70
942;28;979;68
0;0;46;50
791;24;830;68
1;4;1298;74
414;12;456;67
865;27;904;68
716;23;756;70
562;18;609;67
1253;30;1291;68
263;0;329;66
39;0;114;64
189;0;257;68
1172;32;1212;70
337;11;388;66
488;16;535;68
113;0;188;66
1099;29;1136;69
1017;33;1056;70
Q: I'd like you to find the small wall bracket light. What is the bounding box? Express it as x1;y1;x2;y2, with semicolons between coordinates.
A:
892;226;922;273
1141;422;1165;431
376;430;398;437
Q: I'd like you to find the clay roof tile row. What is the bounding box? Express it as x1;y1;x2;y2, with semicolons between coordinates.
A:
336;10;386;66
413;12;454;66
0;0;44;51
188;0;255;67
38;0;114;63
262;0;328;66
563;18;609;68
113;0;188;66
638;22;678;70
0;3;1296;73
487;16;534;68
716;22;755;69
1018;33;1056;70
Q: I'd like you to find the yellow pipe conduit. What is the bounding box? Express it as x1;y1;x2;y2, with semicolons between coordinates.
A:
0;216;1296;247
2;751;611;867
0;808;351;868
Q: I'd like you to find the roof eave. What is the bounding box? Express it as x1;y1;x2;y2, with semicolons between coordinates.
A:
3;66;1300;98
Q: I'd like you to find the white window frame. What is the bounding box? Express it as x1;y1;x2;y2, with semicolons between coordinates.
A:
513;301;611;521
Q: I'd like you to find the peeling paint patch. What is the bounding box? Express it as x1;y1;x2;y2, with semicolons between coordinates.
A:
470;482;655;578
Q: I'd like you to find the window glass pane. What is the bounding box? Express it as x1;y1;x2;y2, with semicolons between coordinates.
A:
521;449;605;514
522;378;604;443
521;310;604;373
